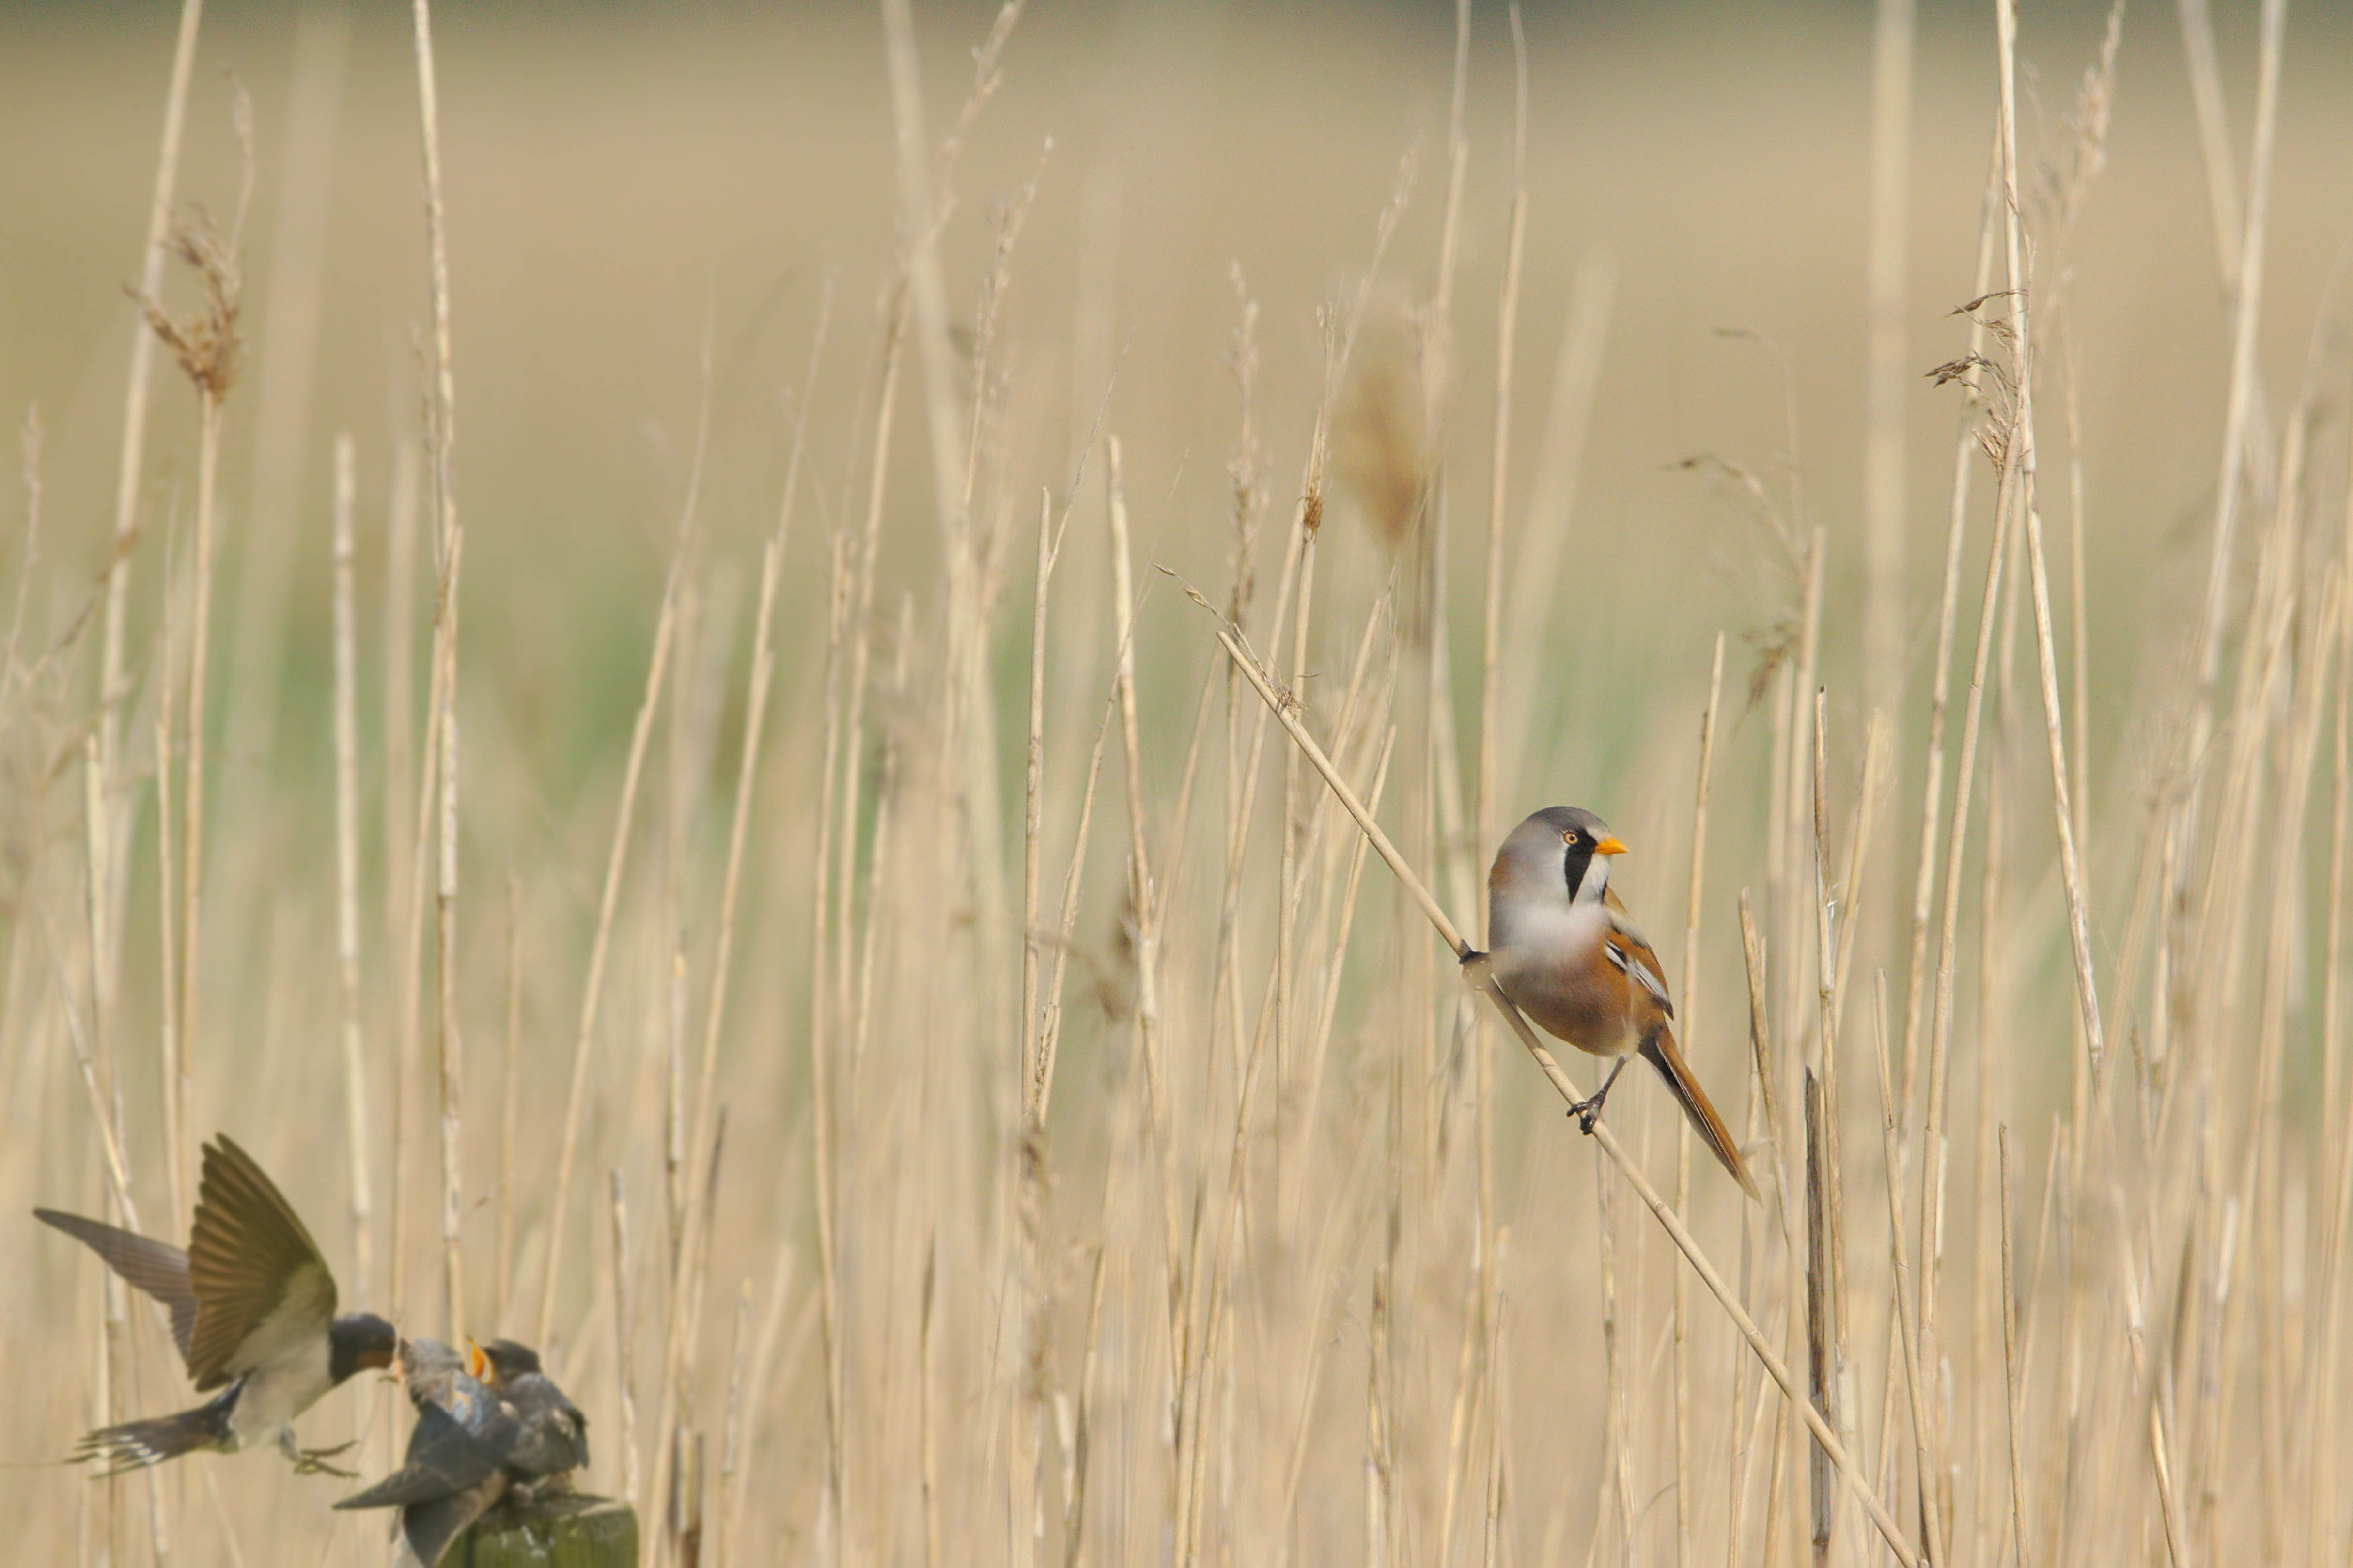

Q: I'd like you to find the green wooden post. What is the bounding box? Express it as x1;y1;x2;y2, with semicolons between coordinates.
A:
455;1494;638;1568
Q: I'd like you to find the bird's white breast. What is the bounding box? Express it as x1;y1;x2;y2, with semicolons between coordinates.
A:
1491;899;1609;987
223;1316;335;1451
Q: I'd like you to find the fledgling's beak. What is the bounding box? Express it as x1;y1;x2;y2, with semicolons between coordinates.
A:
466;1338;487;1379
1593;836;1629;857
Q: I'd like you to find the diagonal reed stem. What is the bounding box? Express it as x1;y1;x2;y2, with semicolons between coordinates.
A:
1187;583;1920;1568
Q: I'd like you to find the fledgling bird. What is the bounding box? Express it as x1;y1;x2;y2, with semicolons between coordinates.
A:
338;1338;514;1566
339;1337;587;1568
475;1339;589;1481
34;1135;397;1474
1477;806;1759;1199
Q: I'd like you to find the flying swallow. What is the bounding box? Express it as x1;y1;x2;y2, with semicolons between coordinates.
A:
339;1337;587;1567
35;1135;396;1475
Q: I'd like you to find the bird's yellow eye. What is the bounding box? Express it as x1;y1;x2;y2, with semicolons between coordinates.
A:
1562;829;1577;846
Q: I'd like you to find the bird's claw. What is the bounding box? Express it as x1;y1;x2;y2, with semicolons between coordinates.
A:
1567;1097;1605;1135
288;1440;359;1478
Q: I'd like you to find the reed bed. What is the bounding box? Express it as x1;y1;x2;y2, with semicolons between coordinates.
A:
0;2;2348;1565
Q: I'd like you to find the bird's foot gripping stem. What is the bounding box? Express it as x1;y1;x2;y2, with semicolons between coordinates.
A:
1566;1055;1634;1136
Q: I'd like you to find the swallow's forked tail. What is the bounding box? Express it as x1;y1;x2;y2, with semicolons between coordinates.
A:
1641;1026;1760;1201
72;1390;235;1474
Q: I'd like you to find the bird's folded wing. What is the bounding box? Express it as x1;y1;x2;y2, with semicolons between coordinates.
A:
186;1137;337;1390
34;1210;199;1364
505;1402;590;1478
1600;893;1675;1016
337;1407;506;1510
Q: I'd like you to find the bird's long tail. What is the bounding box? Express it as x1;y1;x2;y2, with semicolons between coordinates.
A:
1641;1026;1759;1200
403;1477;507;1567
72;1392;235;1474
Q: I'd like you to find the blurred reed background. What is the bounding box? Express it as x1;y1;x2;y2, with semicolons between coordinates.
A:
3;0;2352;1564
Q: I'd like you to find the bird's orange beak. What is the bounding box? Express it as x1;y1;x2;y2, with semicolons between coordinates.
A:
466;1338;487;1379
1593;836;1629;856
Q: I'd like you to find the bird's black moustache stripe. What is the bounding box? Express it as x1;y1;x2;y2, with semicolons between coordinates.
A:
1561;839;1595;901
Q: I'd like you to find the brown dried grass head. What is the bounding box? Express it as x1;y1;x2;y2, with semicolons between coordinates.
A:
132;205;244;401
1333;293;1429;559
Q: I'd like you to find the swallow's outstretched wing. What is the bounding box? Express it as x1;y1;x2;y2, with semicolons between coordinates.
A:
186;1136;339;1392
34;1209;198;1364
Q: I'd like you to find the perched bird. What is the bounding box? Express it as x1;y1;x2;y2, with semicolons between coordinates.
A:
34;1135;397;1473
339;1339;513;1566
340;1337;586;1568
1477;806;1758;1198
475;1339;589;1481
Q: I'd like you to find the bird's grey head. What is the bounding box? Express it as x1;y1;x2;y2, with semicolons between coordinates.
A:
477;1340;544;1381
1490;806;1628;925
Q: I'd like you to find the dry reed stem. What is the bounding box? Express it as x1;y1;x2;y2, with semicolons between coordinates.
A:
1920;321;2027;1555
876;1;983;980
72;734;131;1566
95;0;202;865
1277;415;1319;1289
434;583;463;1339
2170;0;2277;494
662;1116;728;1568
1275;731;1395;1545
154;553;183;1235
1107;438;1188;1349
1036;683;1117;1133
1992;0;2106;1080
498;873;521;1325
410;0;458;570
171;322;234;1227
1672;631;1726;1568
1988;1124;2028;1568
1472;15;1526;1550
1804;693;1863;1565
1900;135;2000;1129
2322;530;2353;1568
833;288;903;1066
612;1170;643;1509
920;1238;940;1568
47;918;140;1232
1017;488;1056;1568
2251;575;2339;1559
1870;976;1942;1568
715;1279;753;1568
406;0;466;1345
1801;1067;1835;1568
535;538;688;1347
720;1246;800;1565
1195;591;1920;1568
1285;601;1398;1208
2173;0;2244;298
1727;889;1776;1568
1862;0;1913;713
1483;1282;1511;1568
381;439;420;1238
643;278;829;1568
2183;0;2286;762
327;432;372;1312
1062;1243;1106;1568
1597;1151;1633;1568
386;520;460;1331
808;526;850;1566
